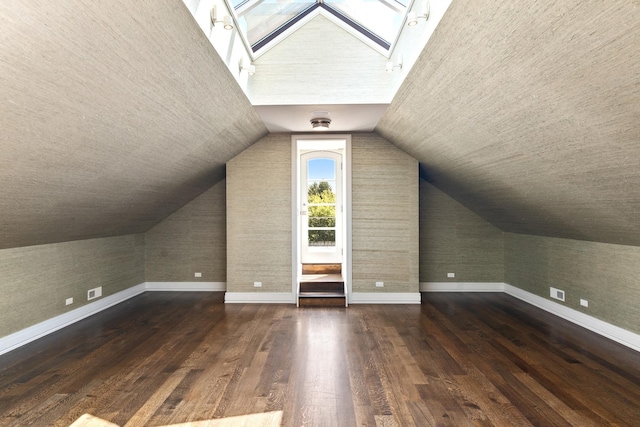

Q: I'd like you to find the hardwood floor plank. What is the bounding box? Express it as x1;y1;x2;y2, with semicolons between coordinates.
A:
467;298;640;425
513;372;602;427
69;413;119;427
413;318;532;426
122;367;192;427
1;292;640;426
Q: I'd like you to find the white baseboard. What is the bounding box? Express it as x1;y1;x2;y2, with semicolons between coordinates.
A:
145;282;226;292
504;284;640;353
224;292;295;304
4;281;638;356
0;281;228;356
421;281;640;353
0;283;147;356
349;292;421;304
420;282;505;292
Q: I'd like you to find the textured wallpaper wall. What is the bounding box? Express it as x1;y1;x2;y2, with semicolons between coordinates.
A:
0;234;144;338
505;233;640;335
420;181;504;283
226;133;419;295
376;1;640;247
351;134;419;293
145;180;227;283
1;0;267;250
226;134;292;293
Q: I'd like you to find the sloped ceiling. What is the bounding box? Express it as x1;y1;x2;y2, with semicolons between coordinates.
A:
0;1;267;249
377;1;640;246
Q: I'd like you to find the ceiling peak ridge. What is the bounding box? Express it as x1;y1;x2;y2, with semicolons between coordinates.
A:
226;0;412;59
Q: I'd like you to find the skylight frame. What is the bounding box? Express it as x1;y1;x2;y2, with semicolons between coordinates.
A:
318;3;390;51
252;3;318;52
224;0;414;59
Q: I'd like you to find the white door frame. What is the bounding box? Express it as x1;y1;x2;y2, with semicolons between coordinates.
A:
292;135;352;302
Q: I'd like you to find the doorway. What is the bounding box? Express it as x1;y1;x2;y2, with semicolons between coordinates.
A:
300;151;342;264
293;135;351;305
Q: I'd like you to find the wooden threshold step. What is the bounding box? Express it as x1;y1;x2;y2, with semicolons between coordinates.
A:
299;291;345;298
302;264;342;275
300;282;344;293
300;273;343;283
298;293;346;307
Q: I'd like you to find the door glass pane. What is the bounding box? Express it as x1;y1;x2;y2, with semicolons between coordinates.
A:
307;158;335;180
307;180;335;204
306;157;337;248
308;230;336;246
308;205;336;227
307;158;336;203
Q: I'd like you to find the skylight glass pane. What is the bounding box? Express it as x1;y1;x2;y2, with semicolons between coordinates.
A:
324;0;405;43
236;0;315;46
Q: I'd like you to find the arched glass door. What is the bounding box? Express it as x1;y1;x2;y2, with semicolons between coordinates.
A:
300;151;342;264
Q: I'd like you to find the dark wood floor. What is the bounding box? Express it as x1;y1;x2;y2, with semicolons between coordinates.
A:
1;292;640;426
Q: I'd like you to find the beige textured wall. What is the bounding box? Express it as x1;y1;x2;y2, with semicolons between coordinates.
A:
505;233;640;335
145;180;226;282
420;181;504;283
226;134;292;292
0;234;144;338
376;1;640;247
351;134;419;293
1;0;267;250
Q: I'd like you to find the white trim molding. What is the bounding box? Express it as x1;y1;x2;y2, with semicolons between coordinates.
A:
146;282;226;292
420;282;505;292
292;134;353;301
225;292;295;304
504;284;640;353
421;281;640;353
0;283;147;356
0;281;229;356
4;281;639;356
349;292;421;304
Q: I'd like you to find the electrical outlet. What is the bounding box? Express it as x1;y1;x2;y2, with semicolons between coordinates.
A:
550;287;565;302
65;297;73;306
375;281;384;287
254;282;262;288
194;272;202;278
87;286;103;301
580;299;589;308
447;273;455;278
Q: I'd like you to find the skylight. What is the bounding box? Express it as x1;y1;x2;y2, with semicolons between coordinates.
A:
227;0;412;57
324;0;407;45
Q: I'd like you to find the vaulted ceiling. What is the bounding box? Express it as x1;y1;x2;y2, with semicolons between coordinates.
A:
376;0;640;246
1;0;638;250
0;1;267;249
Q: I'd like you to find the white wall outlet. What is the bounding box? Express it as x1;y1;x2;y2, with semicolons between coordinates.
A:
87;286;103;301
580;299;589;308
253;281;262;287
550;287;565;302
194;272;202;278
65;297;73;306
447;273;455;278
375;281;384;287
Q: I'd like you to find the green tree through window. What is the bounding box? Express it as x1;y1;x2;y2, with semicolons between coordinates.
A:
308;181;336;246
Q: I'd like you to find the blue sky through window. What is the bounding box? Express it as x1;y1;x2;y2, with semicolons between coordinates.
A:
307;158;335;181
